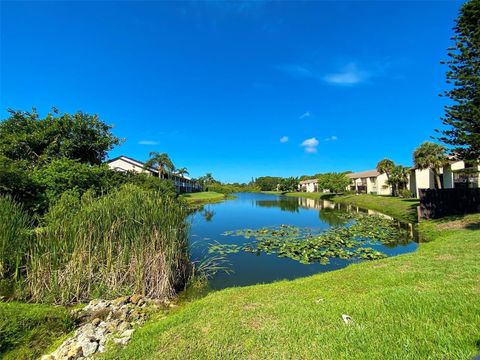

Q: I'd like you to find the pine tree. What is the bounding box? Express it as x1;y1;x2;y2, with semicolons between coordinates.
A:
437;0;480;161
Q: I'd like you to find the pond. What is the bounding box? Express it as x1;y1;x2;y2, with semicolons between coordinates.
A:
189;193;417;289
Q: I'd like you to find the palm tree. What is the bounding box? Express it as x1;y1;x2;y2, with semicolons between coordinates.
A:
144;152;175;179
376;158;395;195
175;167;189;178
413;142;448;189
203;173;215;185
387;165;410;196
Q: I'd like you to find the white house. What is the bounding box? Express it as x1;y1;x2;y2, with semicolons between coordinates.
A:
107;155;201;193
410;159;480;198
298;179;318;193
346;170;392;195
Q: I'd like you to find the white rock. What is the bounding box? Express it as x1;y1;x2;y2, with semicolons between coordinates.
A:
81;340;99;357
342;314;353;325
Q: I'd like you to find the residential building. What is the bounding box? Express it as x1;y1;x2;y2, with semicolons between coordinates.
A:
106;155;201;193
410;159;480;198
346;170;392;195
298;179;318;193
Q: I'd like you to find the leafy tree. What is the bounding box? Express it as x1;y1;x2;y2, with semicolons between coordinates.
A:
278;177;299;192
413;141;448;189
437;0;480;161
254;176;283;191
31;158;127;214
144;152;175;179
317;173;350;194
0;108;121;165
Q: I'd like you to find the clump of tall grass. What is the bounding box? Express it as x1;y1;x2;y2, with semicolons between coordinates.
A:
0;195;31;281
27;184;191;304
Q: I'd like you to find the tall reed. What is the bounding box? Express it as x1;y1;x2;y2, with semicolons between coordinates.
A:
0;195;31;281
27;185;191;304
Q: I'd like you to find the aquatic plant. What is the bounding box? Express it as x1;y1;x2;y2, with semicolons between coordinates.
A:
0;195;31;281
210;214;409;265
27;184;191;304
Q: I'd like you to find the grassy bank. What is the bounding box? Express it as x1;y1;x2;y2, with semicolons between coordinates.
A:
101;213;480;359
180;191;230;205
0;302;73;359
278;192;419;223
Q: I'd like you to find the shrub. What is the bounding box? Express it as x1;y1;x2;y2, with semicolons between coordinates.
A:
399;189;414;198
27;184;191;304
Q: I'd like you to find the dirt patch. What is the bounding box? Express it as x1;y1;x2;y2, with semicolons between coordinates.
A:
437;219;480;231
435;254;456;261
243;303;262;311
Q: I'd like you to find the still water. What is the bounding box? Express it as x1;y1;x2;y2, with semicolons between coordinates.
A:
189;193;417;289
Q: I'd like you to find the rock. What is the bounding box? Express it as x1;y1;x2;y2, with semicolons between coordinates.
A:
112;296;129;307
121;329;135;338
41;355;55;360
129;309;142;321
66;345;83;359
91;318;101;326
113;337;130;346
129;294;143;305
117;320;131;333
81;340;99;357
342;314;353;325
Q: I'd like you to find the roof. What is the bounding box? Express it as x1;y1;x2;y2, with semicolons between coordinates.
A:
107;155;147;168
107;155;194;181
346;169;380;179
299;179;318;184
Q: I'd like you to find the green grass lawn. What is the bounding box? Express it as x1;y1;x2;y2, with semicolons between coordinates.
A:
179;191;228;205
283;192;419;223
0;302;74;359
101;213;480;360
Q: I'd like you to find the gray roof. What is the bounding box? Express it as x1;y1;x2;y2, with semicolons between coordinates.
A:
299;179;318;184
346;169;380;179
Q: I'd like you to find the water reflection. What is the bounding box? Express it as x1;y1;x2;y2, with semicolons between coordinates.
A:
201;208;215;222
259;196;417;240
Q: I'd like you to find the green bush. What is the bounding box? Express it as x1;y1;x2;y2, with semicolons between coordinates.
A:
399;188;414;198
27;184;191;304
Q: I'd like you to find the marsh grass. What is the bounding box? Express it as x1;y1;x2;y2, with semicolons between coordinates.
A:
27;185;191;304
0;195;31;282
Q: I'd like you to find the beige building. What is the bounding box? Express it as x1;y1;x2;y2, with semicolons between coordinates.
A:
410;160;480;198
346;170;392;195
298;179;319;193
107;155;201;193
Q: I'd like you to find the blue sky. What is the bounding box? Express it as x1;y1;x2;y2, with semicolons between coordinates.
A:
1;1;463;182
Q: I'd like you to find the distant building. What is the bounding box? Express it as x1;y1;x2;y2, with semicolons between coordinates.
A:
298;179;318;193
107;155;201;193
346;170;392;195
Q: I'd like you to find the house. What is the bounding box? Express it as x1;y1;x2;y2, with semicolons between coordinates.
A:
410;159;480;198
346;170;392;195
298;179;318;193
106;155;201;193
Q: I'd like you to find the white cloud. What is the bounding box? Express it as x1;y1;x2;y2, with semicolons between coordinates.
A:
323;63;370;86
276;64;314;79
138;140;159;145
299;111;311;119
280;136;289;143
278;60;393;87
324;135;338;141
300;137;319;153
